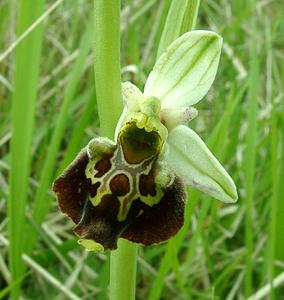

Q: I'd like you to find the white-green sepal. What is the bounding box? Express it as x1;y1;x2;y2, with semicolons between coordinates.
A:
166;125;238;203
144;30;222;108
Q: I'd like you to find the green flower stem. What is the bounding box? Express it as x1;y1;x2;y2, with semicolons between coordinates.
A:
93;1;137;299
110;240;138;300
94;0;123;138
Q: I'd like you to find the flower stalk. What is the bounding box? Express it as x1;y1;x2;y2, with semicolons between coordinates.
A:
94;0;123;138
110;240;137;300
93;1;137;299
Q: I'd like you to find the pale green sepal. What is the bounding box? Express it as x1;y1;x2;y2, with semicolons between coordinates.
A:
144;30;222;108
167;125;238;203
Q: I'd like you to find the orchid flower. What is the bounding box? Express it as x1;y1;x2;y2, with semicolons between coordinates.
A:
53;30;238;251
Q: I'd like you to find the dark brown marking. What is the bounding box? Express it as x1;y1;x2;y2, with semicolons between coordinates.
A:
74;194;121;250
139;165;156;196
110;174;130;196
74;193;141;250
121;176;186;245
89;182;101;198
95;155;112;177
53;140;186;251
53;148;114;225
53;149;89;223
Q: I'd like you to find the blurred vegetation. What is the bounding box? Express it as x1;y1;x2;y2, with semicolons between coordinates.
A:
0;0;284;299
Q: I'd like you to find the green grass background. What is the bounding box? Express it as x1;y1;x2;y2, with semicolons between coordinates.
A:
0;0;284;299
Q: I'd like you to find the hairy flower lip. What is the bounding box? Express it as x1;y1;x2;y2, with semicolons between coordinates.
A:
53;142;187;251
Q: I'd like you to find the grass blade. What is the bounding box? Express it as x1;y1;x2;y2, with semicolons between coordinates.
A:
180;0;200;34
57;88;97;174
26;17;94;252
244;7;259;297
157;0;200;58
156;0;188;58
8;1;45;299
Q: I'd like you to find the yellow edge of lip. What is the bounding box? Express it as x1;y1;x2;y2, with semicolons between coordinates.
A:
77;238;105;252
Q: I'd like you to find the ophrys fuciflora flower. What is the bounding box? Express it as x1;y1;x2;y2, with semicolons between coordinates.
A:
53;31;238;251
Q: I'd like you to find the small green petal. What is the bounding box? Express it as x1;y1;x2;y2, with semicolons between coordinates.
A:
167;125;238;203
160;106;198;130
122;81;143;112
144;30;222;108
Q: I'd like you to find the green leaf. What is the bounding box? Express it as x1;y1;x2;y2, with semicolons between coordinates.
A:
8;1;45;299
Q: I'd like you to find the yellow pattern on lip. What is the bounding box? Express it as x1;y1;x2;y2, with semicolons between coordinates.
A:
78;239;104;252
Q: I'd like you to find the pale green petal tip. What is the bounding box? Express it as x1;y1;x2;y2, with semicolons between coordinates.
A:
78;239;105;252
216;177;238;204
231;190;238;203
182;30;223;48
